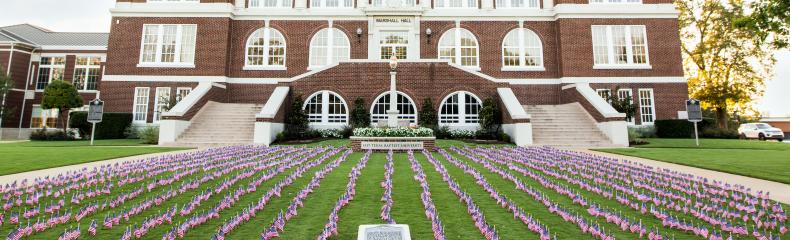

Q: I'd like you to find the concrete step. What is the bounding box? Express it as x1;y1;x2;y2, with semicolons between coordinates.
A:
174;101;259;145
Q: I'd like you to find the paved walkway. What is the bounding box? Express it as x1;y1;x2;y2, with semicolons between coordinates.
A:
0;149;199;186
578;149;790;204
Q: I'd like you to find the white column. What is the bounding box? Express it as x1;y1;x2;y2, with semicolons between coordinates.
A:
387;71;400;128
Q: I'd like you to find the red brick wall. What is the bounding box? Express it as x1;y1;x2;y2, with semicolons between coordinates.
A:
511;84;563;105
556;18;683;78
100;82;200;123
226;83;277;104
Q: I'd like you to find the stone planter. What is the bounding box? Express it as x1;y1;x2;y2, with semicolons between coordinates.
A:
350;136;436;152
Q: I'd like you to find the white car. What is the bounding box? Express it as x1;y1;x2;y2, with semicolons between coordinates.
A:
738;123;785;142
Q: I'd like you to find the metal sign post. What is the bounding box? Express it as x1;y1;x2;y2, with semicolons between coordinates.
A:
686;99;703;147
87;99;104;146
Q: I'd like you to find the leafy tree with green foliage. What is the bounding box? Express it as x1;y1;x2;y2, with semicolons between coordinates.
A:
735;0;789;48
418;98;437;129
285;95;309;138
479;97;501;134
606;87;637;122
350;97;370;128
0;67;14;126
42;80;84;134
677;0;774;129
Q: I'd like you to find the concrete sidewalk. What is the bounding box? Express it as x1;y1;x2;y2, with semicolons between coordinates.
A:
0;149;199;186
578;149;790;204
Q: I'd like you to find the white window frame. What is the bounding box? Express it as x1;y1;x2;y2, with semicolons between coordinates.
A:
439;91;482;127
501;26;544;71
638;88;656;125
496;0;539;8
435;0;477;8
380;31;409;60
311;0;354;8
438;27;480;70
309;28;351;69
35;56;66;91
372;0;415;7
29;105;59;129
153;87;171;123
176;87;192;102
596;89;612;100
303;91;349;127
244;27;287;70
72;56;102;92
370;91;418;124
133;87;151;123
618;89;635;125
249;0;293;8
137;24;197;68
591;25;651;69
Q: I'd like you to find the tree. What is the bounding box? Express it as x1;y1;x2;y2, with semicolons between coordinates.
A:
41;80;84;134
285;95;309;138
606;87;637;122
479;98;501;133
418;98;437;129
0;67;14;125
350;98;370;128
677;0;774;129
735;0;790;48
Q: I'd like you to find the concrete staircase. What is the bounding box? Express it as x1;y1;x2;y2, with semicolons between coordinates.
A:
525;103;615;148
174;102;262;146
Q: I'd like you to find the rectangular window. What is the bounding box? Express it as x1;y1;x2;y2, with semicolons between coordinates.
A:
30;106;59;129
436;0;477;7
133;87;151;122
596;89;611;100
496;0;538;8
73;56;102;91
250;0;292;7
311;0;353;7
154;87;171;123
139;24;197;66
618;89;635;125
36;56;66;90
591;25;649;68
638;89;655;125
380;31;408;60
176;87;192;102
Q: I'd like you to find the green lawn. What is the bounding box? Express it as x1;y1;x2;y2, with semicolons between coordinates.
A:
0;139;190;176
597;138;790;184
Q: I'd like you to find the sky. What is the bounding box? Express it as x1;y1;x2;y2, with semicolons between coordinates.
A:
1;0;788;117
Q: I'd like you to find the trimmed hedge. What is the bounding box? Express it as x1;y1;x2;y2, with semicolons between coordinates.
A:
69;112;133;139
654;120;694;138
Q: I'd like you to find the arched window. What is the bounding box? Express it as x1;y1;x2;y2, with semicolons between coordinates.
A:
370;92;417;124
439;91;482;125
309;28;351;68
303;91;349;126
438;28;479;68
502;28;544;70
245;27;286;69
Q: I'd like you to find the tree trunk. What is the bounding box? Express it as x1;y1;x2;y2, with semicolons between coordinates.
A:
715;107;729;129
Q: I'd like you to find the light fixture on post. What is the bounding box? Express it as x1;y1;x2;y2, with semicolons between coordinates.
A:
387;55;400;128
356;28;364;43
425;28;432;44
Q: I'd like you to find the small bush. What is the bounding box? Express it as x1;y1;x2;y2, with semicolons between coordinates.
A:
350;98;370;128
497;130;511;143
69;112;133;139
138;126;159;144
654;120;694;138
434;126;451;139
419;98;437;129
449;129;477;139
68;111;90;138
29;128;75;141
124;126;139;139
352;127;434;137
701;128;739;139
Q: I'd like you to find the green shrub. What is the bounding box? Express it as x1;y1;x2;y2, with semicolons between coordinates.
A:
701;128;739;139
352;127;434;137
29;128;75;141
68;111;90;138
654;120;694;138
350;98;370;128
91;113;133;139
497;130;511;143
628;126;657;139
479;98;501;133
434;126;451;139
419;98;437;129
284;95;310;139
138;126;159;144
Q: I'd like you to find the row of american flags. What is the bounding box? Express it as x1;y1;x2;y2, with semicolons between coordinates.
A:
2;144;788;239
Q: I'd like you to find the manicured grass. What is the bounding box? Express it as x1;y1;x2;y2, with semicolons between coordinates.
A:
597;138;790;184
0;140;189;176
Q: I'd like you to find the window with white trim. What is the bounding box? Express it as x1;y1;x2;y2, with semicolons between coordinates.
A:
249;0;292;7
133;87;151;122
618;89;635;124
638;89;655;125
435;0;477;8
73;57;101;91
245;27;286;69
176;87;192;102
30;105;58;129
309;28;350;68
496;0;538;8
439;91;482;125
438;28;479;68
154;87;171;123
590;0;641;3
380;31;408;60
502;28;543;70
303;91;348;125
596;89;611;100
591;25;649;67
36;56;65;90
139;24;197;66
312;0;353;7
371;92;417;124
372;0;415;6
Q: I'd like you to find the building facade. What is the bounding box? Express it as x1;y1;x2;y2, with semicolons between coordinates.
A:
2;0;689;145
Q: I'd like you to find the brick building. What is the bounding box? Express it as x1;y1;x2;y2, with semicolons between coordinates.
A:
2;0;689;146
